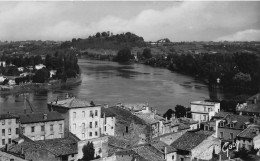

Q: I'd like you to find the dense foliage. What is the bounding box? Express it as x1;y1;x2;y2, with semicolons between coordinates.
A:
114;48;134;62
80;142;95;161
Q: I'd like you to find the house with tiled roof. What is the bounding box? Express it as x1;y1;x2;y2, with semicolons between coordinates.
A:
150;140;177;161
217;114;253;142
236;93;260;116
132;145;165;161
100;106;116;136
19;112;65;141
0;113;19;148
5;132;79;161
171;131;217;161
236;124;260;152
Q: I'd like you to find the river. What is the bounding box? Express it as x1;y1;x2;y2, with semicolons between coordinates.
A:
0;59;236;115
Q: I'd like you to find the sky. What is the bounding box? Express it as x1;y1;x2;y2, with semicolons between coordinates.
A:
0;1;259;42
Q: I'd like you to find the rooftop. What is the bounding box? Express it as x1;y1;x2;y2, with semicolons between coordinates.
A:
0;113;19;120
237;103;260;113
151;140;176;154
8;133;79;157
237;125;260;139
48;97;99;109
19;111;64;124
123;103;148;112
213;111;233;119
171;131;210;151
101;107;116;118
132;146;165;161
134;113;159;125
191;101;219;106
220;114;253;130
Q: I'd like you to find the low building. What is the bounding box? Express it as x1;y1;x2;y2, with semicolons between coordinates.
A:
190;101;220;123
0;114;19;148
171;131;217;161
236;124;260;151
0;150;27;161
237;93;260;116
6;133;79;161
19;112;65;141
217;114;253;142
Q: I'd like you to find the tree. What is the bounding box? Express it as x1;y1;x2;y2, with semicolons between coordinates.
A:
95;32;101;38
175;105;187;118
33;68;50;83
142;48;152;59
163;109;175;120
81;142;95;161
114;48;133;62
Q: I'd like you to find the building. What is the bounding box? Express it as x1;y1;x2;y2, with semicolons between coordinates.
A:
19;112;64;141
237;93;260;116
190;101;220;123
217;114;253;142
171;131;218;161
0;114;19;148
236;124;260;151
101;106;116;136
35;64;46;70
0;61;6;67
6;133;79;161
48;97;102;140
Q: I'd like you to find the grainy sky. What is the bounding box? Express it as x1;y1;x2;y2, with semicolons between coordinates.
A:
0;1;259;41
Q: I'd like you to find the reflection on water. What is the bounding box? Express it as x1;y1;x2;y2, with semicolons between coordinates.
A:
0;59;236;115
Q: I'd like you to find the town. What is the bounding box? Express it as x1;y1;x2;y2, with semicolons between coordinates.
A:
0;93;260;161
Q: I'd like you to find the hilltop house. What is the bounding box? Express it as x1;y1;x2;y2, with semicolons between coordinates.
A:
19;112;65;141
190;101;220;123
0;114;19;148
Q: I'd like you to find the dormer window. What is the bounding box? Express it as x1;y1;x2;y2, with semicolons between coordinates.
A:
230;123;234;128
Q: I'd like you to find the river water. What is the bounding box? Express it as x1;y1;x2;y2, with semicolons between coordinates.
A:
0;59;236;115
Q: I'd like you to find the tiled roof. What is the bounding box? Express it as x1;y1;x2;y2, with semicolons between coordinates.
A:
151;140;176;154
237;125;260;139
8;133;79;157
101;107;116;118
132;146;165;161
108;136;130;149
0;113;19;120
48;97;98;109
171;131;210;151
220;114;253;130
213;112;233;119
178;123;190;130
19;111;64;124
191;101;219;106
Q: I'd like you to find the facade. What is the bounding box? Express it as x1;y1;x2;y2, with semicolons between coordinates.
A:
0;114;19;148
190;101;220;123
100;107;116;136
48;97;103;140
217;114;253;142
236;124;260;151
19;112;64;141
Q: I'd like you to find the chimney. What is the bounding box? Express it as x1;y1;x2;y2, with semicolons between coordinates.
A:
43;114;47;120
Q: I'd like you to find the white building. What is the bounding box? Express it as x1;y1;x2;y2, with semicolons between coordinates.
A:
35;64;46;70
0;114;19;148
100;106;116;136
48;97;103;141
190;101;220;123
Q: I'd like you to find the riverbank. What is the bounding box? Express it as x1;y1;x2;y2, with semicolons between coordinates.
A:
0;76;82;95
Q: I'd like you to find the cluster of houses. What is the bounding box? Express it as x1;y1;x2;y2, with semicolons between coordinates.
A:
1;93;260;161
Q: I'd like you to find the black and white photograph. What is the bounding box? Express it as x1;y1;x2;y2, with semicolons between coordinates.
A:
0;1;260;161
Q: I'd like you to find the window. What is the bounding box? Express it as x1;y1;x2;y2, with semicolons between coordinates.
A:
50;125;54;131
204;106;206;112
181;158;184;161
82;133;85;138
126;126;128;133
104;126;106;131
41;125;44;132
230;133;234;140
71;154;74;158
203;115;207;121
16;128;19;134
2;129;5;136
205;126;209;131
73;112;76;120
2;139;5;145
90;111;93;118
89;132;92;137
95;121;98;128
8;128;11;135
172;155;174;160
2;120;5;125
31;126;35;133
82;123;85;131
8;138;11;144
95;131;98;136
90;122;92;128
73;123;76;130
82;111;85;118
95;110;98;116
220;132;223;138
208;108;211;112
21;127;25;134
59;124;63;132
